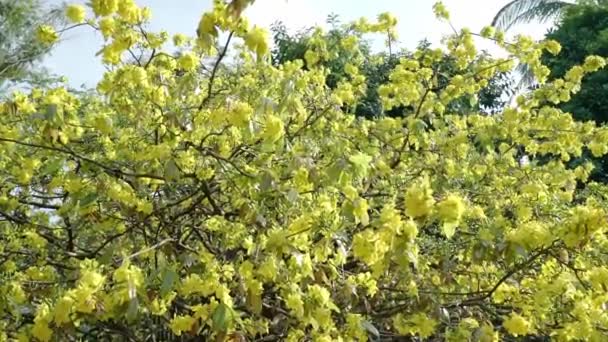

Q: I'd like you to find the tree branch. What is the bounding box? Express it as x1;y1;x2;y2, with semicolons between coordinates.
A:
198;31;235;110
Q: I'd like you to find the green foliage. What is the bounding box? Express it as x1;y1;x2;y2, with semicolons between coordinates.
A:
542;2;608;182
543;3;608;123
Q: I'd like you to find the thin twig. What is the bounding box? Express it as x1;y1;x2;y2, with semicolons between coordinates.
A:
123;238;174;261
198;31;235;110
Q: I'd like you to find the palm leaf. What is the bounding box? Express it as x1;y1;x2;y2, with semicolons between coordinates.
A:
514;62;537;91
492;0;575;31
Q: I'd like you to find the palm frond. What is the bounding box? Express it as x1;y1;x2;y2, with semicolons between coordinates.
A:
514;62;537;91
492;0;574;31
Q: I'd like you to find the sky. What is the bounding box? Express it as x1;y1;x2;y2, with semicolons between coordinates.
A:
44;0;554;88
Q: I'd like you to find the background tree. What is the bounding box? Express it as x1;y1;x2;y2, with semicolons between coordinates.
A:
540;3;608;182
0;0;64;95
491;1;608;183
271;16;513;118
542;3;608;124
491;0;575;32
490;0;584;92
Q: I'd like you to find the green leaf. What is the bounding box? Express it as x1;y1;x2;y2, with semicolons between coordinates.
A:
160;267;178;297
125;297;139;322
348;152;373;178
259;170;277;192
362;320;380;339
469;94;478;107
442;221;458;239
212;302;232;332
45;103;57;121
99;245;115;265
79;193;98;207
164;159;181;182
286;188;299;203
246;288;262;315
438;307;450;323
42;159;63;174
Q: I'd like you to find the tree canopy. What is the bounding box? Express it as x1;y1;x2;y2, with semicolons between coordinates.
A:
540;2;608;182
271;17;513;118
1;1;608;341
543;2;608;124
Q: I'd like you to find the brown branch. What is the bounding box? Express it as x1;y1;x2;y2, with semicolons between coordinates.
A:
203;147;255;178
201;180;222;214
122;238;174;261
198;31;235;110
446;245;553;309
18;199;61;210
0;137;164;180
390;86;432;169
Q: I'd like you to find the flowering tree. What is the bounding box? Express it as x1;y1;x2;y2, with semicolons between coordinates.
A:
1;0;608;341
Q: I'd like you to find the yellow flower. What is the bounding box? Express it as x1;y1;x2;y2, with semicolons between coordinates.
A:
32;303;53;342
113;261;144;288
544;40;562;55
503;313;532;337
169;315;196;336
402;219;418;241
432;1;450;20
178;52;199;71
437;193;465;223
479;324;500;342
377;12;398;28
93;114;113;135
102;43;123;65
179;274;214;297
118;0;141;23
257;256;278;281
36;25;59;45
66;4;86;23
173;33;188;46
304;49;320;67
480;26;495;39
262;115;284;144
394;313;438;338
589;139;608;157
352;198;370;225
245;26;269;57
98;17;116;39
352;229;390;266
411;314;438;338
32;323;53;342
565;65;584;82
404;177;435;218
583;55;606;72
285;293;305;318
54;295;74;324
588;267;608;291
8;282;27;304
436;193;466;238
229;101;253;127
197;13;217;37
91;0;118;17
78;269;105;291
